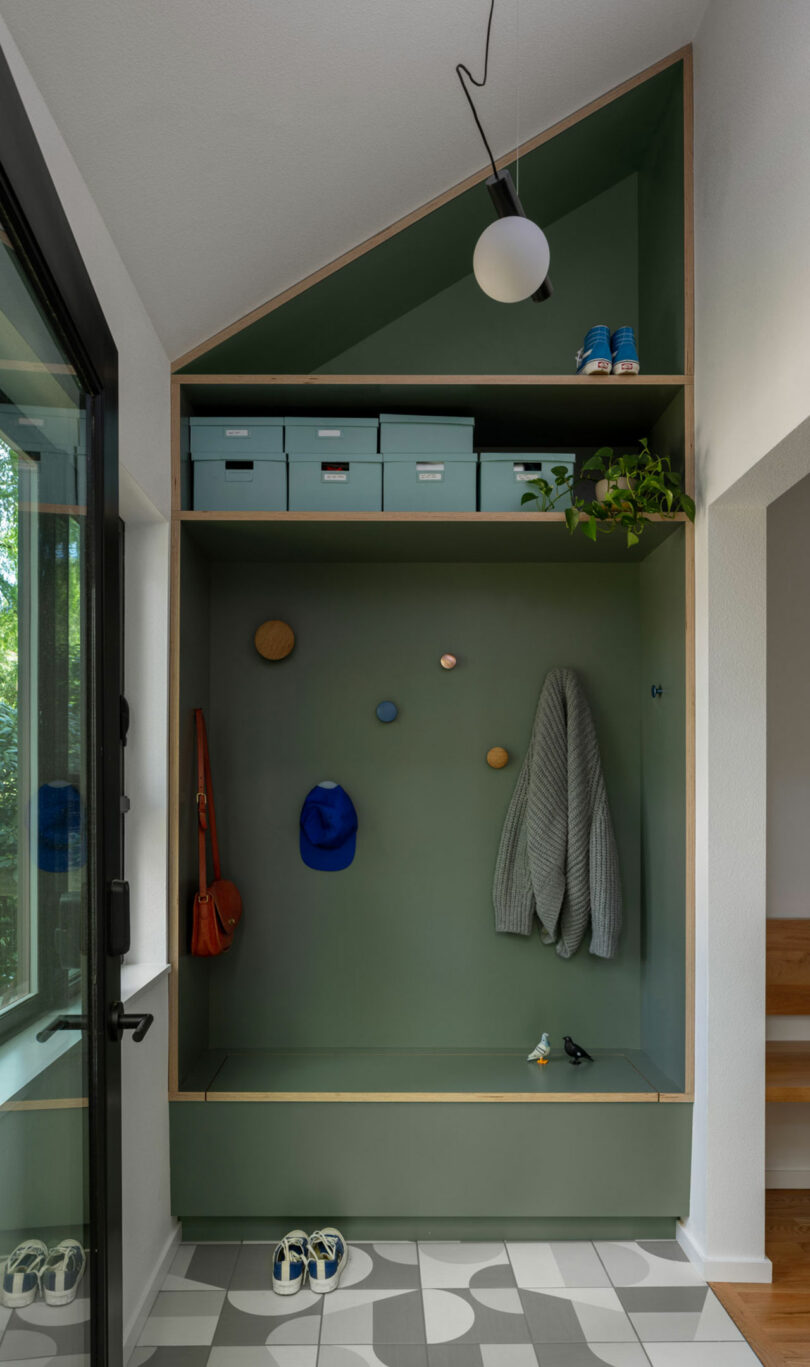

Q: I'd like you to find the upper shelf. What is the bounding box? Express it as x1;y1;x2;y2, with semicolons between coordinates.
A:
180;511;686;565
177;375;688;449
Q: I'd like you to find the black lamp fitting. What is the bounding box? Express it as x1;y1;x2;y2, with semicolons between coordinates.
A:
484;168;553;302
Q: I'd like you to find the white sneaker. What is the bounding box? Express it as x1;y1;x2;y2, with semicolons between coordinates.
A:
272;1230;309;1295
1;1239;47;1308
307;1227;347;1293
41;1239;86;1306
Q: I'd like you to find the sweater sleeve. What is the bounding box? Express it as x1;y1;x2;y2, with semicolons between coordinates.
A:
587;781;622;958
492;751;535;935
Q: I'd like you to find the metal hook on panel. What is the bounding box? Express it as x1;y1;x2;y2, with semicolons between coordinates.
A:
651;684;663;699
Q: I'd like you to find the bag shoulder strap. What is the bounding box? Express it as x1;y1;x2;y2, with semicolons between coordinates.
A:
195;708;222;896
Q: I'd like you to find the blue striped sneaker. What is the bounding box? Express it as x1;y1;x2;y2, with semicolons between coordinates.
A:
576;325;612;376
307;1227;347;1293
611;326;640;375
272;1229;310;1295
1;1238;47;1308
41;1239;86;1306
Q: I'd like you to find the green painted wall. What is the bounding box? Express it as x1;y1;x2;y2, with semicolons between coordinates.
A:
320;177;639;376
197;561;642;1056
638;79;686;375
178;63;683;378
640;527;686;1088
170;1100;692;1218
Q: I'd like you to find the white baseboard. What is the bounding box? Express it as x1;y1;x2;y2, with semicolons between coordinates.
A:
124;1222;181;1363
677;1220;773;1283
766;1169;810;1188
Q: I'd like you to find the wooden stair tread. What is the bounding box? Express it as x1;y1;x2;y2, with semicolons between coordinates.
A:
768;920;810;1015
767;1042;810;1101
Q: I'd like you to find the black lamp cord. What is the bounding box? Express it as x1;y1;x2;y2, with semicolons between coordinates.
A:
456;0;500;181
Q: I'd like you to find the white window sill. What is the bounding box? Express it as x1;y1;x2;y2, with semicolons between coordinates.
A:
121;961;171;1004
0;993;83;1107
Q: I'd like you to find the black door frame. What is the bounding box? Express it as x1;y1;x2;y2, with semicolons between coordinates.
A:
0;42;123;1367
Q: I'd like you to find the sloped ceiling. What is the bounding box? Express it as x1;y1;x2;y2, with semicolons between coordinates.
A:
0;0;707;361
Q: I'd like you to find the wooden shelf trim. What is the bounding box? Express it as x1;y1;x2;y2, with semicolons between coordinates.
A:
173;373;690;388
766;1041;810;1102
170;1089;674;1104
767;919;810;1015
177;510;689;525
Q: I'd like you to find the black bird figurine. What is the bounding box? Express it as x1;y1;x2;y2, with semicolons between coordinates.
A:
563;1035;594;1066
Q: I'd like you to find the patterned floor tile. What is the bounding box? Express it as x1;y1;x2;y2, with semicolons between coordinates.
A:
644;1345;762;1366
423;1289;529;1345
163;1242;240;1292
617;1286;743;1342
427;1346;540;1366
231;1244;287;1291
533;1348;652;1366
594;1242;703;1288
0;1300;90;1361
341;1245;421;1291
213;1288;322;1345
419;1245;512;1291
321;1290;425;1345
130;1351;211;1366
507;1245;610;1290
318;1348;428;1366
519;1290;635;1344
137;1289;225;1347
209;1349;318;1365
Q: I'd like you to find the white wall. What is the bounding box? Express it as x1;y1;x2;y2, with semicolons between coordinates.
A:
0;15;175;1345
684;0;810;1279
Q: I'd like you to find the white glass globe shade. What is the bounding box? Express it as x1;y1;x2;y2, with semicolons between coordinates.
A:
473;216;551;303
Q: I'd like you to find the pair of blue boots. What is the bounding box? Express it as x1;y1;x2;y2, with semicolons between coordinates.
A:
576;325;639;376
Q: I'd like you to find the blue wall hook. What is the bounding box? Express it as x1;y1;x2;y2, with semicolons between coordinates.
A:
376;700;399;723
651;684;663;699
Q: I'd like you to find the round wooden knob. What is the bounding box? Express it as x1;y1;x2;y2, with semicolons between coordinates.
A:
486;747;509;769
254;619;295;660
440;653;457;670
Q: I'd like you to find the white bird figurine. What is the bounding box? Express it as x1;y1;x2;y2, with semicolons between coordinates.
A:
527;1032;551;1065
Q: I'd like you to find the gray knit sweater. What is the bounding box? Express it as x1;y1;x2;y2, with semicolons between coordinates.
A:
493;667;622;959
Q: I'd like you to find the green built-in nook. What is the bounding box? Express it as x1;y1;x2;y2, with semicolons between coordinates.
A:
169;49;693;1239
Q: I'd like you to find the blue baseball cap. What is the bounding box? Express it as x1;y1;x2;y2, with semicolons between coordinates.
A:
299;783;358;871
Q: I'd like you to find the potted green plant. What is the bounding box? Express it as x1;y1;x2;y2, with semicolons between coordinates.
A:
521;439;695;548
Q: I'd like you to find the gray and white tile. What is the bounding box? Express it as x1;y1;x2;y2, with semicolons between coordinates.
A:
507;1245;610;1290
318;1348;428;1366
137;1289;225;1347
617;1285;743;1342
427;1346;540;1366
595;1241;703;1288
644;1344;763;1366
532;1349;653;1366
214;1288;322;1345
419;1244;513;1290
340;1245;421;1292
0;1298;91;1362
163;1242;239;1292
321;1290;425;1345
208;1348;317;1366
130;1350;211;1366
423;1289;529;1345
519;1289;636;1344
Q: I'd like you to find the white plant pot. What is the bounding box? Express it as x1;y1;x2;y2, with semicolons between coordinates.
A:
595;476;634;502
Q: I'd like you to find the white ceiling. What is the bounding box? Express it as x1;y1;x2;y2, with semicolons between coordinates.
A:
0;0;707;361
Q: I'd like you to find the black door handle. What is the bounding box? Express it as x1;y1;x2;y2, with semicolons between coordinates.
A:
109;1002;153;1043
36;1014;88;1043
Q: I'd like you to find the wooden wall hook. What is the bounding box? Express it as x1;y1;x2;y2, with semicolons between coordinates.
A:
254;619;295;660
486;747;509;769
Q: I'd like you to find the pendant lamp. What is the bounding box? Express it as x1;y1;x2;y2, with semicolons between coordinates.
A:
456;0;552;303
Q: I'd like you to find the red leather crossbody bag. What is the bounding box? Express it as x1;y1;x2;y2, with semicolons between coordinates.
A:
191;708;243;956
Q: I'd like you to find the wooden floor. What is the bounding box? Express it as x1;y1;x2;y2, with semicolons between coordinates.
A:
713;1190;810;1367
767;1043;810;1102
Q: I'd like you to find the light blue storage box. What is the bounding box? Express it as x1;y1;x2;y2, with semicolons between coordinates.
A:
383;451;477;512
380;413;475;455
284;416;378;457
190;416;286;511
0;404;84;506
287;453;382;512
189;416;284;456
479;452;576;512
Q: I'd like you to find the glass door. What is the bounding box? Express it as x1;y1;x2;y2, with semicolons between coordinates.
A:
0;45;126;1366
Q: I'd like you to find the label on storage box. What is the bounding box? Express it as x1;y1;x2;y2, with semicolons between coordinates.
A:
318;429;342;438
417;463;445;482
225;429;249;438
322;471;348;482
